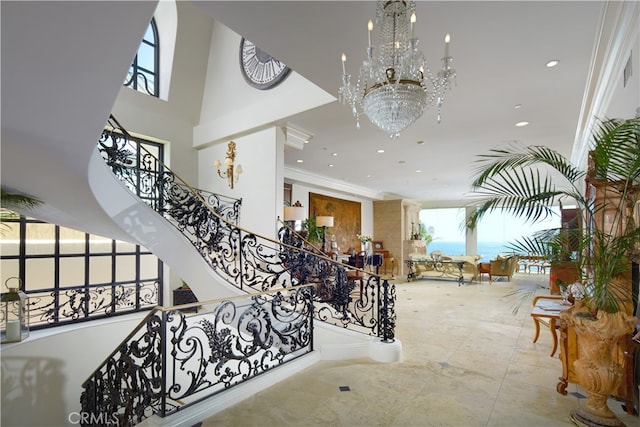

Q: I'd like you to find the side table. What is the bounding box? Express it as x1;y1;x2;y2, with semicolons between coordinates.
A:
477;262;491;282
531;296;571;357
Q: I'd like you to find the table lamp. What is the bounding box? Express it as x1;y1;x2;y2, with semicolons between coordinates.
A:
316;216;334;252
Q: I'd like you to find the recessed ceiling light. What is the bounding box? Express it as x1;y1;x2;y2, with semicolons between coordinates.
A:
304;140;310;144
377;149;385;153
332;152;338;156
416;169;422;173
296;159;304;163
366;174;372;178
514;104;522;109
546;59;559;68
515;121;529;127
328;164;334;167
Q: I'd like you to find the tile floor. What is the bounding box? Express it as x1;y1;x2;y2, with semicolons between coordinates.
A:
202;273;638;427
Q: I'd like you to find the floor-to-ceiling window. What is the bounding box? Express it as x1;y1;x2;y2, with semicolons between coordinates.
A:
419;207;466;255
474;208;560;261
0;216;162;329
420;207;561;261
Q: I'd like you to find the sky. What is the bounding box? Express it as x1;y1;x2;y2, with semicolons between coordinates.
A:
420;207;561;243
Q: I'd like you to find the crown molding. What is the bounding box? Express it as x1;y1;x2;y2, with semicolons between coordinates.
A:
571;1;639;168
284;166;386;200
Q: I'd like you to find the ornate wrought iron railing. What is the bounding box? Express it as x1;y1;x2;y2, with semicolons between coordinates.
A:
277;221;396;337
91;116;396;423
0;213;162;328
98;117;241;235
81;286;315;426
97;115;395;342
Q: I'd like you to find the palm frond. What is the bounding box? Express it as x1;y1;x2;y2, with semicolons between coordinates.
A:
591;117;640;182
0;188;41;235
1;188;41;210
468;117;640;314
472;144;585;188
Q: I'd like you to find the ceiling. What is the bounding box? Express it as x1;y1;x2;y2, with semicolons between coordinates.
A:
196;1;605;205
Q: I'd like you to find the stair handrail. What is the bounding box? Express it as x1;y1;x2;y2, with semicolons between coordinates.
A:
86;285;309;379
99;115;395;339
81;285;316;425
83;115;397;425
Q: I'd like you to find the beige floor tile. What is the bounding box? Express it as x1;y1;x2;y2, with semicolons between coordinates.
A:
200;273;639;427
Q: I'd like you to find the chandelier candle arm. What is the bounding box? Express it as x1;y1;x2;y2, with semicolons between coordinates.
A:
338;0;456;138
410;13;416;39
444;33;450;57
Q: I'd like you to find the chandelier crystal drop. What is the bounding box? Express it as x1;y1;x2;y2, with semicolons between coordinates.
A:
338;1;456;138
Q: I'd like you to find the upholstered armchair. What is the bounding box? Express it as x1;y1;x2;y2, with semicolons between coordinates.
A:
489;256;518;281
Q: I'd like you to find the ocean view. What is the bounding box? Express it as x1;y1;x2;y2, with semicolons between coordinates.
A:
427;241;512;262
419;207;561;263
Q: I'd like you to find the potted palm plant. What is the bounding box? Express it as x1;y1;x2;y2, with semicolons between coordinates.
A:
467;117;640;426
1;187;41;233
301;217;323;247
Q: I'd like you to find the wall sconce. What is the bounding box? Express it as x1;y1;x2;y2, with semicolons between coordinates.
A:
316;216;334;253
214;141;242;189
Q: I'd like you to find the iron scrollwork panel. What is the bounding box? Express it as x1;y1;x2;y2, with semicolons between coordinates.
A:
80;313;166;426
22;282;158;328
163;287;314;412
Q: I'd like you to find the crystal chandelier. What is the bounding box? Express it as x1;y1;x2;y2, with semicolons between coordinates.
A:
339;1;456;138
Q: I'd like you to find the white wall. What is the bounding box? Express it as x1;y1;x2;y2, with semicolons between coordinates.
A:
193;18;334;147
112;0;214;187
1;314;146;427
606;16;639;119
198;127;284;240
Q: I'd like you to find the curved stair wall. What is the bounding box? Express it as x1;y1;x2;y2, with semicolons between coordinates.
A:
77;116;402;425
88;150;241;302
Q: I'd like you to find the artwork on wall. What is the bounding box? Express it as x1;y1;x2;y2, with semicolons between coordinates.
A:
309;192;361;253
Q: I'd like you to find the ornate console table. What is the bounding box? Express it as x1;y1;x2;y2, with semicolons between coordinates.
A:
405;258;465;286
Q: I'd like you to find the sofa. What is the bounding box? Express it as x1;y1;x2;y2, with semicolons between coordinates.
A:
407;252;481;283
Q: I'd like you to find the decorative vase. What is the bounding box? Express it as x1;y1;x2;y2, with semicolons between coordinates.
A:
363;241;372;255
560;309;635;427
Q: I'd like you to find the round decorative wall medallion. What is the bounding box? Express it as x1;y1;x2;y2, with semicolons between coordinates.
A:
240;38;291;90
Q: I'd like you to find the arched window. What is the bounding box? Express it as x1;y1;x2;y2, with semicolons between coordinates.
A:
124;18;159;97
